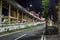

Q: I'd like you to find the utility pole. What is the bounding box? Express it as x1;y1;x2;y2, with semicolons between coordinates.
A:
58;0;60;40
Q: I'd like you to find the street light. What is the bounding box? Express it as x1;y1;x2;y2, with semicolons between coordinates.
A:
29;4;32;7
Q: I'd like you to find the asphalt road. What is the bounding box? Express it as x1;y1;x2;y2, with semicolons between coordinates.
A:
46;35;58;40
0;26;45;40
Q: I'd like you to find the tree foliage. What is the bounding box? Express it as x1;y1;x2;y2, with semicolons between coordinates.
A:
42;0;49;21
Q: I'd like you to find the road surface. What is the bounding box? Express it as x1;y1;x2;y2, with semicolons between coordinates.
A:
46;35;58;40
0;26;45;40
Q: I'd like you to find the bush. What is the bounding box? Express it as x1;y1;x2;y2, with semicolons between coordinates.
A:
46;26;58;35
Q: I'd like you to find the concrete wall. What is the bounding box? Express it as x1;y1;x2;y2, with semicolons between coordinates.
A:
0;23;46;32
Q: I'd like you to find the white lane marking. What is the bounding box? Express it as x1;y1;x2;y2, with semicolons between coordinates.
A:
41;34;46;40
0;27;33;37
0;27;45;37
0;30;23;37
15;34;27;40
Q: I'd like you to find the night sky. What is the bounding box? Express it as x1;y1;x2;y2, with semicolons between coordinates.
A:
15;0;58;19
2;0;58;19
15;0;58;16
15;0;42;13
2;0;58;23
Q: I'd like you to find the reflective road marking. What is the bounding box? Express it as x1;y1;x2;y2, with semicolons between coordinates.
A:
15;34;27;40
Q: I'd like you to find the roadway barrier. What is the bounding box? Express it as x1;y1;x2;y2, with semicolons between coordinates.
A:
0;22;46;32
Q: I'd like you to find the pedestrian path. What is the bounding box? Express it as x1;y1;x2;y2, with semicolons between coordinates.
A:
40;34;58;40
46;35;58;40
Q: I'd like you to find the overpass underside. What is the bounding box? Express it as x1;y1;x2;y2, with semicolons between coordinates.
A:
0;0;45;32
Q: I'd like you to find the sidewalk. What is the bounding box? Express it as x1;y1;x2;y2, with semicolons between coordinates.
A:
46;35;58;40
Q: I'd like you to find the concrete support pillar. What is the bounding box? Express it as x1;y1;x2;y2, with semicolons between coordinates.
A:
32;18;35;25
8;4;11;24
29;16;31;23
27;15;29;22
36;19;37;22
33;18;34;22
34;18;35;22
34;20;35;22
32;18;33;22
22;12;23;23
25;14;27;23
28;16;29;22
17;10;18;24
0;0;2;25
37;20;38;22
